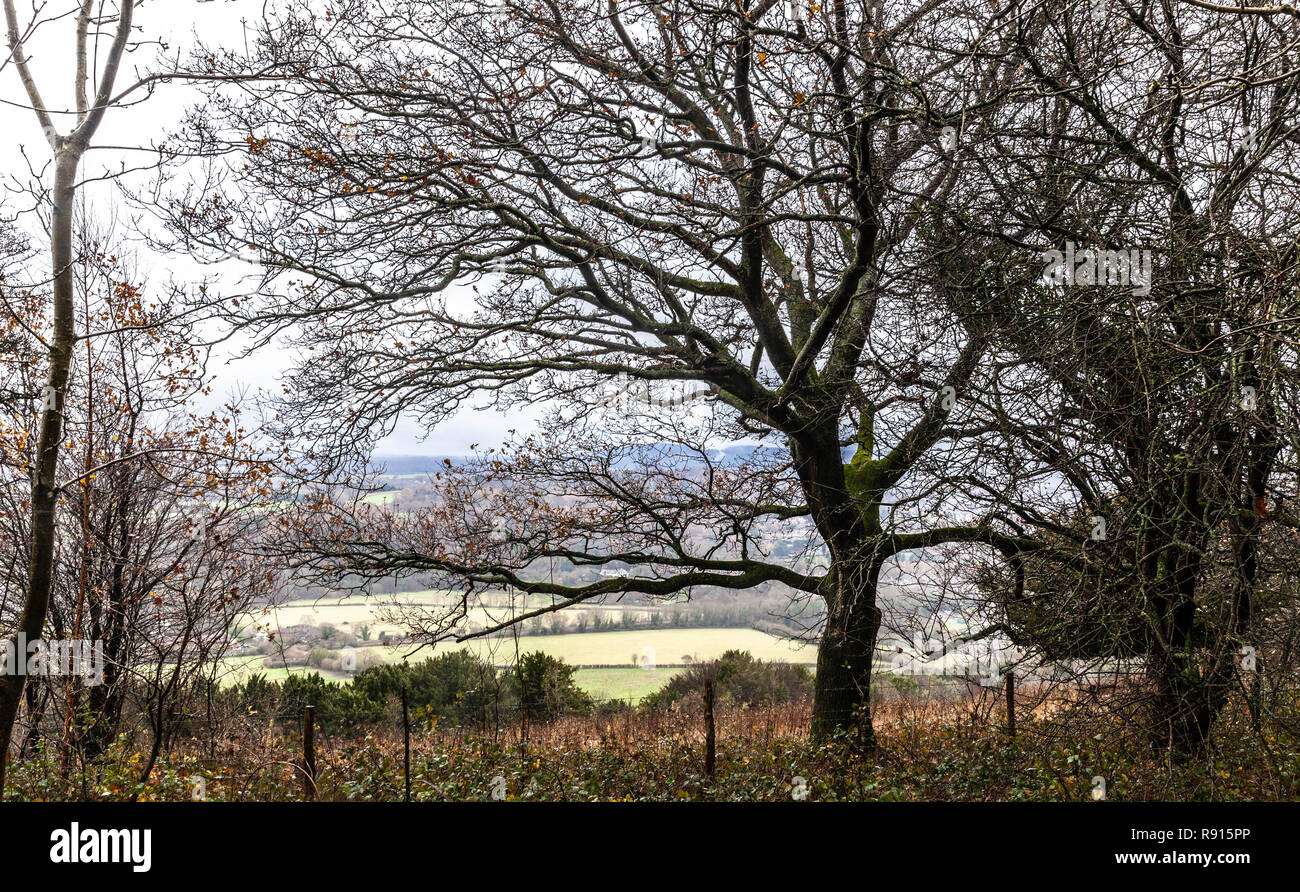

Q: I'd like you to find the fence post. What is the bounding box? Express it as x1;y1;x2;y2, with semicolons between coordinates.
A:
518;668;528;744
1005;671;1016;738
1252;653;1263;725
703;680;716;782
401;686;411;803
302;705;316;800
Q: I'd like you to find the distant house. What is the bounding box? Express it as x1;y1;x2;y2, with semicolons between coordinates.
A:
263;644;310;668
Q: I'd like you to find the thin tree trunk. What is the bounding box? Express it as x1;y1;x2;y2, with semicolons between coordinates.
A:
703;679;715;782
401;687;410;803
60;271;95;771
0;0;134;792
1005;670;1016;738
0;148;79;791
302;705;316;800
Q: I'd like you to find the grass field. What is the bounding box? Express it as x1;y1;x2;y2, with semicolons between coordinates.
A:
242;599;406;639
228;627;817;670
217;626;816;702
230;591;818;705
574;668;684;702
444;627;816;665
359;491;400;506
239;591;662;641
215;655;681;703
214;655;351;684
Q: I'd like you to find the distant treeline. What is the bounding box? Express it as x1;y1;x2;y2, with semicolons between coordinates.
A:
512;604;774;636
219;649;812;735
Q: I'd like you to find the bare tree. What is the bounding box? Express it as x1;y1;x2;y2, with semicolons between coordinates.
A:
921;1;1300;753
0;0;145;787
159;0;1056;745
0;216;275;789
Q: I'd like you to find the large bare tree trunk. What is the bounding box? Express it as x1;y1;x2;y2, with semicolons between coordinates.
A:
1152;660;1225;757
795;433;889;747
811;558;883;748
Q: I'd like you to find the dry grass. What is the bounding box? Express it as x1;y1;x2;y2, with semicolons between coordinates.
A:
11;682;1300;801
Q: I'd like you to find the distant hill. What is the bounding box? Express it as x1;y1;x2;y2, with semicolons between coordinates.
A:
370;442;864;477
368;455;453;475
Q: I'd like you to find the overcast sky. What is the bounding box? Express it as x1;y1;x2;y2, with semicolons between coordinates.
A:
0;0;527;456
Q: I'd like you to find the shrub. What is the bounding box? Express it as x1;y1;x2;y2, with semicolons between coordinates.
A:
351;650;510;727
641;650;813;710
511;651;593;721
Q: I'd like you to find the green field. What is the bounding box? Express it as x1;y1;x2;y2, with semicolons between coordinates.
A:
230;591;818;704
215;655;682;703
213;654;351;684
229;627;816;671
359;490;400;506
239;591;664;641
218;625;816;703
574;667;685;702
443;628;816;665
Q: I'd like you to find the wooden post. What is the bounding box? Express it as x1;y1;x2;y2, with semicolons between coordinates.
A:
1005;671;1016;738
517;668;528;744
302;705;316;800
401;687;411;803
1252;653;1263;723
703;680;716;782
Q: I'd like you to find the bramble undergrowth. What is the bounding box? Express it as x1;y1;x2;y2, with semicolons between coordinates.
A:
9;683;1299;802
